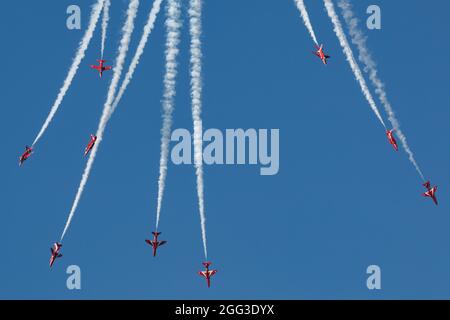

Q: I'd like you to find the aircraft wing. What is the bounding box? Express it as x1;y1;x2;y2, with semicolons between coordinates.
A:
423;191;433;198
198;271;207;278
104;66;112;71
91;65;102;71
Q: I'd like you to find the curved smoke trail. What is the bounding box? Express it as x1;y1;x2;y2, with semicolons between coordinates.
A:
61;0;140;241
294;0;318;45
323;0;386;129
110;0;162;117
337;0;425;181
155;0;182;230
189;0;208;259
101;0;111;59
32;0;105;147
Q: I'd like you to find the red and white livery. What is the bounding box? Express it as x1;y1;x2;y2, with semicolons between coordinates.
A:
49;242;63;268
84;134;97;156
90;59;112;78
313;44;331;65
423;181;438;206
145;232;167;257
198;262;217;288
386;129;399;151
19;146;33;166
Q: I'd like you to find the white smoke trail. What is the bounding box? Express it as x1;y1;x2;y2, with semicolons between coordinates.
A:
32;0;105;147
61;0;140;241
189;0;208;259
101;0;111;59
294;0;319;45
337;0;425;181
110;0;162;117
155;0;182;230
323;0;386;129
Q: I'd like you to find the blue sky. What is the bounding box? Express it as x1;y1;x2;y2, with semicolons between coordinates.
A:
0;0;449;299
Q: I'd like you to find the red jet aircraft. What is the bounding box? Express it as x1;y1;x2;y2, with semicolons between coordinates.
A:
145;232;167;257
198;262;217;288
84;134;97;156
49;242;63;268
19;146;33;166
90;59;112;77
423;181;438;206
313;44;331;65
386;129;399;151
